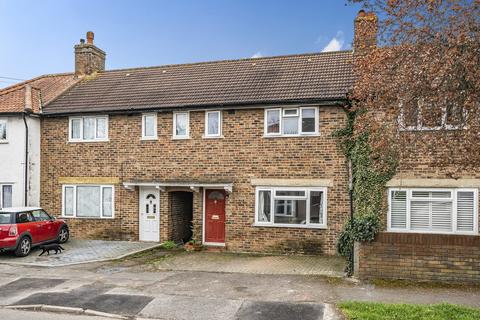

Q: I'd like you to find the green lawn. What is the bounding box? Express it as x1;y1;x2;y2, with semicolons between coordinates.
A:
338;302;480;320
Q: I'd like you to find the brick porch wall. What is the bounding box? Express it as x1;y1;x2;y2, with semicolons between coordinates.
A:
355;232;480;283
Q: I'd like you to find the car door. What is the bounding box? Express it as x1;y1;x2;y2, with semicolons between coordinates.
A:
31;210;56;242
16;212;40;243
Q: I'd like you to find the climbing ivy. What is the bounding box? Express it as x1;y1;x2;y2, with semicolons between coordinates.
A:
334;110;398;275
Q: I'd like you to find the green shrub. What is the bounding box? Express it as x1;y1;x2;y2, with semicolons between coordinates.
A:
160;240;177;250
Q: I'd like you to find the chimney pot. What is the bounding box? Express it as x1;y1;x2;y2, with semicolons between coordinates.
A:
86;31;94;44
357;9;366;17
80;38;85;44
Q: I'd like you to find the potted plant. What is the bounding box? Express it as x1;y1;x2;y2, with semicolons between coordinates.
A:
185;224;203;251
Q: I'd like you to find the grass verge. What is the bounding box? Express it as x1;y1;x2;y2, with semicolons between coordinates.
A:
338;302;480;320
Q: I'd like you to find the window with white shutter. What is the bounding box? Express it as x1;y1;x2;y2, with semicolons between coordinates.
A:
388;188;478;235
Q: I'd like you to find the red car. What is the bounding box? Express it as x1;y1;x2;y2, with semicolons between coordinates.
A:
0;207;69;257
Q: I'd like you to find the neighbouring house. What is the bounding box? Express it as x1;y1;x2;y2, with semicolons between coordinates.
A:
0;74;78;208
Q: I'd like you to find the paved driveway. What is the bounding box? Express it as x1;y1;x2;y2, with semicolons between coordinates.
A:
0;239;161;267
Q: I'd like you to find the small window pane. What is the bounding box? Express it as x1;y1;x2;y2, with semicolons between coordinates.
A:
274;199;306;224
207;112;220;136
102;187;113;217
301;108;316;133
457;191;474;232
208;191;225;200
284;108;298;116
71;119;81;140
390;190;407;228
446;104;465;127
64;187;74;216
410;201;430;230
2;185;12;208
266;110;280;134
77;186;101;217
309;191;323;224
96;118;107;139
83;118;95;140
175;113;188;136
0;120;7;140
258;190;271;222
282;116;298;135
144;115;155;137
275;190;305;197
431;201;452;231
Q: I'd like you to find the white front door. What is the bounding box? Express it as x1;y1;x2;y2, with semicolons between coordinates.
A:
139;187;160;242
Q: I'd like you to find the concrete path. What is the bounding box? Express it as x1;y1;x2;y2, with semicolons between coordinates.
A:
0;240;162;267
153;251;345;277
0;250;479;319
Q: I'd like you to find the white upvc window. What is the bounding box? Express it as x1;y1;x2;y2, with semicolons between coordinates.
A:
264;107;319;137
0;184;13;208
0;119;7;143
255;186;327;228
388;188;478;235
204;110;222;138
69;116;109;142
173;112;189;139
142;113;157;140
62;185;114;219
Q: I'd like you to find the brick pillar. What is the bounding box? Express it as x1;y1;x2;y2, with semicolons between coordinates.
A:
159;191;171;242
192;189;203;243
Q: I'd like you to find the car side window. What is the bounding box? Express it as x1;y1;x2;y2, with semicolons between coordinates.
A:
31;210;51;222
16;212;34;224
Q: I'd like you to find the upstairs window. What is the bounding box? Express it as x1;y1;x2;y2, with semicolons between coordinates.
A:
205;111;222;137
255;187;327;228
0;119;7;142
69;116;109;142
389;188;478;234
142;113;157;140
400;99;466;131
173;112;189;139
264;107;319;136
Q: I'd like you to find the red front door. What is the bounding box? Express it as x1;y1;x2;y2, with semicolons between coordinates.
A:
205;189;226;243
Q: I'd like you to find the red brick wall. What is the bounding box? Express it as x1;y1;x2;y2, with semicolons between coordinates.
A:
355;232;480;283
40;106;349;254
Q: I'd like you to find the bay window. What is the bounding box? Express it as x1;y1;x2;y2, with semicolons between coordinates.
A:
255;187;327;228
264;107;319;136
69;116;109;142
388;188;478;234
62;185;114;219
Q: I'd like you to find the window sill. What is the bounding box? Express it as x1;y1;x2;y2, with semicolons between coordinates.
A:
172;136;191;140
68;139;110;143
141;137;158;141
263;133;320;138
0;140;8;144
61;216;115;220
252;223;327;229
387;229;478;236
202;135;224;139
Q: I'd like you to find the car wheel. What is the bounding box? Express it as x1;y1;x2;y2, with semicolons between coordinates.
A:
58;227;69;243
15;237;31;257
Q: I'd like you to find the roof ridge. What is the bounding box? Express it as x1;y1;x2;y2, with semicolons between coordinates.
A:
98;50;354;74
0;72;75;97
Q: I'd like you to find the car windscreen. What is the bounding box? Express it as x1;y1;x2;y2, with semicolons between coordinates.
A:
0;212;14;224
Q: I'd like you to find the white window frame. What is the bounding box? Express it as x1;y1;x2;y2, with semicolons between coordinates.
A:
0;119;8;143
388;187;478;235
172;111;190;139
204;110;222;138
254;186;327;228
264;106;319;137
398;100;467;131
0;184;13;209
68;116;109;142
141;113;158;140
62;185;115;219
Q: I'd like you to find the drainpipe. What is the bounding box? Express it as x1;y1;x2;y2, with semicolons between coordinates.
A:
348;159;354;269
23;85;34;207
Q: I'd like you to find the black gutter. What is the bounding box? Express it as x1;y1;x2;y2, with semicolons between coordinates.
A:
41;98;349;117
